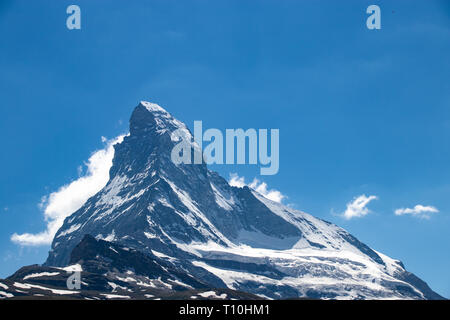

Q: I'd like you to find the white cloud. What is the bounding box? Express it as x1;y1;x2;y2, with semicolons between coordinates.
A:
229;173;285;203
229;174;246;188
11;135;125;246
342;194;378;220
394;205;438;219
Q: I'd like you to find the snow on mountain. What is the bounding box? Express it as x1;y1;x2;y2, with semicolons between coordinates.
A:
0;235;258;300
33;101;443;299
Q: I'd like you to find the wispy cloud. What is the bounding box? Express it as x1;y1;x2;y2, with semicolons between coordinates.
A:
11;135;125;246
394;205;438;219
229;173;285;203
229;174;246;188
342;194;378;220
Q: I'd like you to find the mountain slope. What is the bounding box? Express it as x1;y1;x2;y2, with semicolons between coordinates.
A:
0;235;258;300
41;101;442;300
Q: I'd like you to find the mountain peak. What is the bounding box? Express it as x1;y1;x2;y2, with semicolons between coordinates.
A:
42;101;444;300
139;101;170;115
130;101;185;137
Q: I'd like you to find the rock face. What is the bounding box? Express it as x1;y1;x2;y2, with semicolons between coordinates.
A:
36;101;442;299
0;235;257;300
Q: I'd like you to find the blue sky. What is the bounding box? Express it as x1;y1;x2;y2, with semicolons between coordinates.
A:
0;0;449;297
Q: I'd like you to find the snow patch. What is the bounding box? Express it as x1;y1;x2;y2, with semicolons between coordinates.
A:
100;294;131;299
0;291;13;298
59;264;83;272
14;282;79;295
198;291;227;299
57;224;82;238
24;272;60;280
